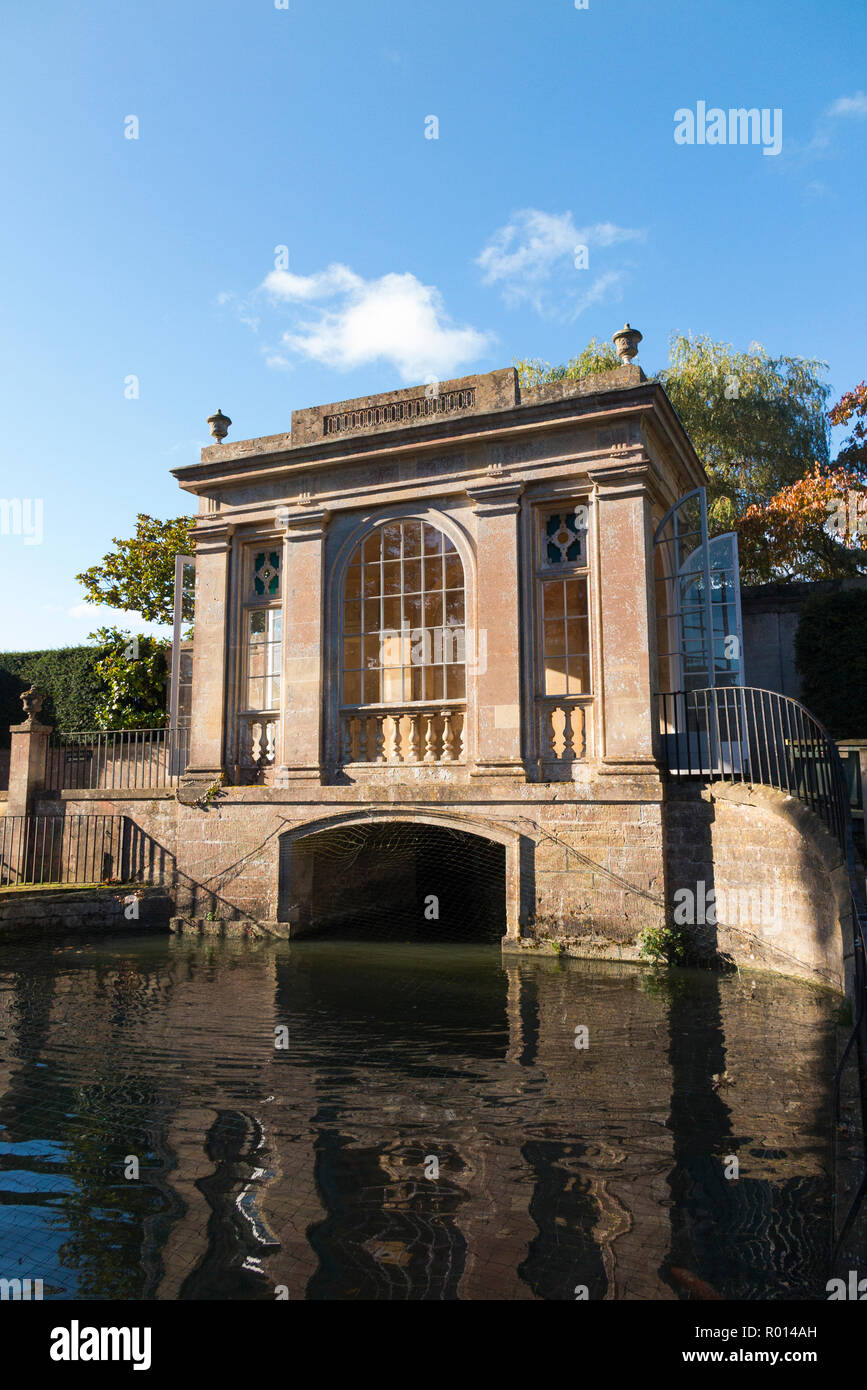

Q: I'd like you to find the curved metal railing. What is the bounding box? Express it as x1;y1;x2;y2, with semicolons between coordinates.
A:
658;685;867;1261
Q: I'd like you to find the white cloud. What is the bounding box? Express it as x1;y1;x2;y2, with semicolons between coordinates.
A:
827;91;867;119
476;209;645;318
260;265;492;382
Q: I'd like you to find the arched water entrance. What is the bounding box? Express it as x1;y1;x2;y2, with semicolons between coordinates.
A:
279;820;508;941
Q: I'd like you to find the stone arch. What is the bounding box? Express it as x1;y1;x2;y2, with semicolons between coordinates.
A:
278;807;522;939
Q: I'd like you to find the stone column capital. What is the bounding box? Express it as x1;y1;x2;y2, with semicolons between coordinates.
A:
467;479;524;517
279;506;331;541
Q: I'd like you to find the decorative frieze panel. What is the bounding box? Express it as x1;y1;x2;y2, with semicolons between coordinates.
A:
324;388;476;435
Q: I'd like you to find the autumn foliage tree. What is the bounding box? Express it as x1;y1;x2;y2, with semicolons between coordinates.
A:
736;465;867;584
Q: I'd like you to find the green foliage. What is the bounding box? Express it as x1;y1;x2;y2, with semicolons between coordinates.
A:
639;920;692;966
794;589;867;738
514;337;621;388
90;627;170;731
76;513;195;627
0;647;104;745
659;334;831;531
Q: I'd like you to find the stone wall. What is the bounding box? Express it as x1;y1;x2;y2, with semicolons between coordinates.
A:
0;884;172;938
664;781;852;993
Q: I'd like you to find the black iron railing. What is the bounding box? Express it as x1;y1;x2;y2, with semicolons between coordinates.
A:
658;685;867;1260
0;815;128;886
658;686;849;846
45;726;190;791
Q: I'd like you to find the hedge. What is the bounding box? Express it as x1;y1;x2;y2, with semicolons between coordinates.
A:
794;589;867;738
0;647;104;746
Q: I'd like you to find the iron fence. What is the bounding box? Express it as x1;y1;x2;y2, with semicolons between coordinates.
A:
45;725;190;791
0;815;128;886
657;686;849;846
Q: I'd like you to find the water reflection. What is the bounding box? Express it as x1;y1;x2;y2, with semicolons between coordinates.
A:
0;936;836;1299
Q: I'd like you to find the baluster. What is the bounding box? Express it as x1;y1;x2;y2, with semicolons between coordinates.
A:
457;712;466;762
441;709;455;763
385;714;399;763
251;720;263;768
550;705;567;760
374;715;386;763
265;720;276;765
408;713;421;763
423;713;437;763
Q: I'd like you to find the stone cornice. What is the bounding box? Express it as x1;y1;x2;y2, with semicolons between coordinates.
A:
466;477;525;516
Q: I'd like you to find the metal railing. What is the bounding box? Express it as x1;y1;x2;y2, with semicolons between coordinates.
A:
657;686;848;845
658;685;867;1260
45;726;190;791
0;815;128;886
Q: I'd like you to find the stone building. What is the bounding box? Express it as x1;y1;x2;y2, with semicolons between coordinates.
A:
2;328;855;990
168;336;702;951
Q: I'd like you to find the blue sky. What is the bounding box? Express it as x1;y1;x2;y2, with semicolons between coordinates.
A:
1;0;864;650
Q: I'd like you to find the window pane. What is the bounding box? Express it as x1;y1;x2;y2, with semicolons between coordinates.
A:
382;523;402;558
345;600;362;634
345;567;362;601
404;559;422;593
566;618;589;654
363;634;380;668
249;609;267;637
544;619;567;657
544;658;568;696
405;594;422;629
362;534;380;564
364;598;380;632
543;581;565;618
447;666;465;699
423;524;442;555
564;578;587;617
445;591;464;625
424;593;443;626
247;676;264;708
425;555;444;591
343;671;362;705
266;675;281;708
344;637;362;669
567;655;590;693
445;554;462;589
383;597;401;630
403;522;422;558
363;566;380;598
383;560;401;596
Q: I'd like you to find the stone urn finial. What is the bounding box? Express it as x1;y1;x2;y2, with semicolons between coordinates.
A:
207;408;232;443
612;323;643;365
20;685;44;721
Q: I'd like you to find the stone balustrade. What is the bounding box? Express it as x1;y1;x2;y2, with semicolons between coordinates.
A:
238;715;279;776
537;697;589;772
340;703;466;766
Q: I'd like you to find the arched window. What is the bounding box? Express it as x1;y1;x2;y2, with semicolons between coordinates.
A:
342;520;466;706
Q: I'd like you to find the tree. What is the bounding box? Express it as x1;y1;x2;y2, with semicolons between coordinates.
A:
514;337;621;389
829;381;867;479
76;513;195;627
736;464;867;584
89;627;170;730
659;335;830;532
515;334;831;536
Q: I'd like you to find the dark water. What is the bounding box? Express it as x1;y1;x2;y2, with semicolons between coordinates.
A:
0;934;839;1300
